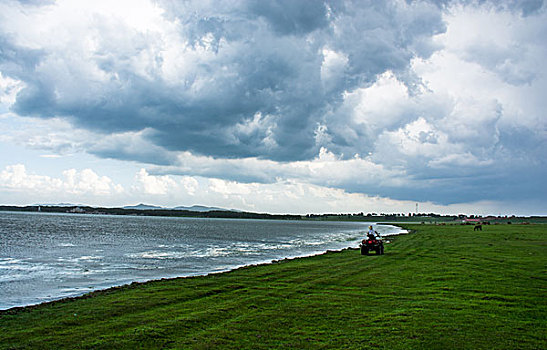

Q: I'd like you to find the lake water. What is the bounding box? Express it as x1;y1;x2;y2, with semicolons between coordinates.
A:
0;211;404;310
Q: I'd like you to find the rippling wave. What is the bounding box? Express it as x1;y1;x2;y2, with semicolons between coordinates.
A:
0;211;404;309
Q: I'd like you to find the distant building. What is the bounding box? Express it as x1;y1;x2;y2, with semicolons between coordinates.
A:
462;216;495;224
463;218;482;223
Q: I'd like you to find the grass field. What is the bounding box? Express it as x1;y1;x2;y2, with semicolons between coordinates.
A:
1;224;545;349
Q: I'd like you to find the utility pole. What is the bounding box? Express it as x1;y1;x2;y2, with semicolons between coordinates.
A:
415;203;418;214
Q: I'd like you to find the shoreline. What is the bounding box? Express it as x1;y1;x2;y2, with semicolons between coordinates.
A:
1;246;364;315
1;224;407;313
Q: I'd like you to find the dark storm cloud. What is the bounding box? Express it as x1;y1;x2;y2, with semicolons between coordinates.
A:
0;35;43;81
248;0;330;35
3;0;445;161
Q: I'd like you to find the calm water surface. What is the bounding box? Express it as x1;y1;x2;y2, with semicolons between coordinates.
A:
0;211;404;309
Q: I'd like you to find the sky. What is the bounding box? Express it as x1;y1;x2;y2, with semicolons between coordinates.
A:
0;0;545;216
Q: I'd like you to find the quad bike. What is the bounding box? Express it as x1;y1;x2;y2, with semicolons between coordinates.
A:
360;237;384;255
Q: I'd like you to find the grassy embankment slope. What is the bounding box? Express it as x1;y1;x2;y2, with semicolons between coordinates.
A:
1;224;545;349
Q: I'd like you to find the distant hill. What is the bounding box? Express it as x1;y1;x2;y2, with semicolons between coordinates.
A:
34;203;84;207
122;204;235;212
174;205;236;212
123;203;164;210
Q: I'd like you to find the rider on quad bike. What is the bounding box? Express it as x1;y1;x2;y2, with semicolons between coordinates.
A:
360;225;384;255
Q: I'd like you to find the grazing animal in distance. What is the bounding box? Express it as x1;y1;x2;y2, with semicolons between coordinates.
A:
474;224;482;231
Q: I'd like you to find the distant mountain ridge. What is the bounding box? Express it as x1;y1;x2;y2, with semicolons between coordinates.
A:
123;203;164;210
174;205;236;212
123;204;237;212
30;202;238;212
34;203;82;207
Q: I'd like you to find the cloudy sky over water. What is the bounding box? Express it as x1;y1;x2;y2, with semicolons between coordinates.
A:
0;0;545;215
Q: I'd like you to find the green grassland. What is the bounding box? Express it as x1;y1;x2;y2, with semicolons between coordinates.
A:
1;224;545;349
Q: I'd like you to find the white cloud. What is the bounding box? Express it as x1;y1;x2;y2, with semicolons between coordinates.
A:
181;176;199;196
378;118;453;159
348;71;413;131
320;47;348;90
231;112;279;150
63;168;123;195
0;73;23;107
0;116;94;155
1;164;61;190
133;168;177;195
0;164;122;196
416;3;547;131
313;124;332;147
